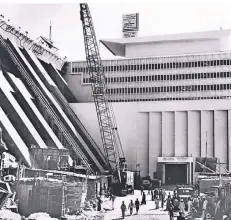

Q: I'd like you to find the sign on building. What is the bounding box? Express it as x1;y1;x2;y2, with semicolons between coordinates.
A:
123;31;137;38
158;156;194;163
122;13;139;38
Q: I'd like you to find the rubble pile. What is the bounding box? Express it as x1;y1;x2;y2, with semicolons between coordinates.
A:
28;212;59;220
0;209;21;220
75;210;105;220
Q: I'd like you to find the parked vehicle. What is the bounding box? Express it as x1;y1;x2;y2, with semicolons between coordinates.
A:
175;185;195;211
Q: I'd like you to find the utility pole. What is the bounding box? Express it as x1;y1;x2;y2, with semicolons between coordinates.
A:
49;20;52;43
216;159;225;187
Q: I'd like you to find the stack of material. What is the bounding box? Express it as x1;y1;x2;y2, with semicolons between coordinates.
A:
17;177;87;218
28;212;59;220
0;209;21;220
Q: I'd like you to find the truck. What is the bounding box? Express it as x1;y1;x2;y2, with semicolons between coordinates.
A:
175;185;195;211
142;176;161;190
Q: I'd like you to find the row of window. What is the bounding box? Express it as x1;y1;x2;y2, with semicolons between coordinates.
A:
105;84;231;94
108;96;229;102
73;59;231;73
83;71;231;84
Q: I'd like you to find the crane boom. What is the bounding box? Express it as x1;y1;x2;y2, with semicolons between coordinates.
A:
80;3;126;182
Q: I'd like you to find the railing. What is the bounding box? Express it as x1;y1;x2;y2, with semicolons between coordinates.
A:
0;18;66;70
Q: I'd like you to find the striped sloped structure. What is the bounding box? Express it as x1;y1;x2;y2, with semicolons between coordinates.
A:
0;35;108;174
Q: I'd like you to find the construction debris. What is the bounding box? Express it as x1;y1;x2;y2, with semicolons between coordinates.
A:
0;209;21;220
28;212;59;220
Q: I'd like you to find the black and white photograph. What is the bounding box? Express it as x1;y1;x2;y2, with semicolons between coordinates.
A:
0;0;230;219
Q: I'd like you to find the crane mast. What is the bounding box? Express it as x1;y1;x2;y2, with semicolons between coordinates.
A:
80;3;126;183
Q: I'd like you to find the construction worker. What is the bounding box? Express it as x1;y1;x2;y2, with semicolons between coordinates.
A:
135;198;140;214
201;197;208;219
140;185;144;195
168;202;174;220
128;200;135;215
121;201;127;219
178;199;185;216
111;194;116;210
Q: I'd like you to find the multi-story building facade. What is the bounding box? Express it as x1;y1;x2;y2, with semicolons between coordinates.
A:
64;29;231;185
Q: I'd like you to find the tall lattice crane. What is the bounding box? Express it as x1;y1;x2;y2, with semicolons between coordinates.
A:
80;3;127;184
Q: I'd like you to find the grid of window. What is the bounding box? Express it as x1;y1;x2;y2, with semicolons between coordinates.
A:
72;59;231;73
71;52;231;102
105;84;231;94
108;96;230;102
83;71;231;84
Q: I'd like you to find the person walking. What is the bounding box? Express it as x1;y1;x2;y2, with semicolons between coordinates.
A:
135;198;140;215
187;197;192;213
178;199;185;216
111;194;116;210
151;190;154;201
140;185;144;195
155;197;160;209
161;189;166;209
154;188;159;199
141;192;146;205
201;197;208;219
97;197;102;211
165;195;172;211
121;201;127;219
128;200;135;215
168;202;174;220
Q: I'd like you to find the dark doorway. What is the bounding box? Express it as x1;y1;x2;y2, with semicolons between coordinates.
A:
165;164;187;185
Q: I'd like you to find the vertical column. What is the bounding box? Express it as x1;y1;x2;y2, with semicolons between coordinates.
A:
174;111;176;156
175;111;187;156
149;112;162;176
214;110;228;169
228;110;231;171
161;112;164;156
213;110;215;157
188;111;190;156
188;163;191;184
200;110;204;157
163;164;165;184
136;112;149;176
162;112;175;156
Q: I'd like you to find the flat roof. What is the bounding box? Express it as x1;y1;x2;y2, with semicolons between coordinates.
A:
100;29;231;57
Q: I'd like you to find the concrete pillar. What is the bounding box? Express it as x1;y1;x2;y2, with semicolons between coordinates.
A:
228;110;231;171
188;162;191;184
163;164;165;184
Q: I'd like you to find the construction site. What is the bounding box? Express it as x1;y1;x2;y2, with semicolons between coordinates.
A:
0;3;137;220
1;2;231;220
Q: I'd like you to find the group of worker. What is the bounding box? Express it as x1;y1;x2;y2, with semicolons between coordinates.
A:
165;194;209;220
120;199;140;219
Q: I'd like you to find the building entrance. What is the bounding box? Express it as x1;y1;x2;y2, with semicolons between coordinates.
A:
165;164;187;185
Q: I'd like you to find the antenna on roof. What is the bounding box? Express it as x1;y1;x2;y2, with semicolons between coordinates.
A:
49;20;53;44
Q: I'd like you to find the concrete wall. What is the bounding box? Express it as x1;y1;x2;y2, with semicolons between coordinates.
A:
70;99;231;177
125;39;220;58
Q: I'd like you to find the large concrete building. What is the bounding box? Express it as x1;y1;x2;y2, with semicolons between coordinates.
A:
64;29;231;185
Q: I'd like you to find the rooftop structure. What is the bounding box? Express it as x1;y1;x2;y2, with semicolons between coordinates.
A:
100;29;231;58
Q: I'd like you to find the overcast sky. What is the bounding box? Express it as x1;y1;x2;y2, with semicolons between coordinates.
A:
1;0;231;61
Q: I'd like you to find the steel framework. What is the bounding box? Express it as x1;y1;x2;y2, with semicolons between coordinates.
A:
80;3;126;182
